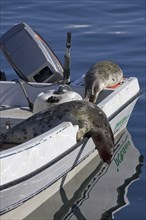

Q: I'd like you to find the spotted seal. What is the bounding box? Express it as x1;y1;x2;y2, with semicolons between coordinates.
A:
84;61;123;103
0;100;114;163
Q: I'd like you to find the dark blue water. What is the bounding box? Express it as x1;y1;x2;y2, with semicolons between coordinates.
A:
0;0;145;219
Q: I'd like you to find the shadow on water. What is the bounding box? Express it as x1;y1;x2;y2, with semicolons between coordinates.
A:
53;129;144;220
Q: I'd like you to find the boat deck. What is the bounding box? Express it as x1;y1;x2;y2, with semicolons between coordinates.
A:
0;107;32;151
0;106;32;138
0;106;32;119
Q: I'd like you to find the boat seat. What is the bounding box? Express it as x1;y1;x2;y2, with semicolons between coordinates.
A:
0;107;32;135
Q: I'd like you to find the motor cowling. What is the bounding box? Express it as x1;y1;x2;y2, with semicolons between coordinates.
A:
33;86;82;114
0;23;63;83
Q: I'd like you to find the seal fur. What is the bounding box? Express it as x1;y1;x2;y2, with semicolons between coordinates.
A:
84;61;123;103
1;100;114;163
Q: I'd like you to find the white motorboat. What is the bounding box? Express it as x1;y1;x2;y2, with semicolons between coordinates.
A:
0;23;140;218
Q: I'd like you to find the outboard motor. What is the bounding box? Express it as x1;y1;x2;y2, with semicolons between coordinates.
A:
0;23;63;83
33;85;82;114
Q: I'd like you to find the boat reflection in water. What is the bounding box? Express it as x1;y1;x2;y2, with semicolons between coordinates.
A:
24;129;143;220
53;129;143;220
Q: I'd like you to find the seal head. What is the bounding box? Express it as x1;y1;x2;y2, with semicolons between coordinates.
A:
84;61;123;103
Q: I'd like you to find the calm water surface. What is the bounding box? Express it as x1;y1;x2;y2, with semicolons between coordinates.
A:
0;0;145;219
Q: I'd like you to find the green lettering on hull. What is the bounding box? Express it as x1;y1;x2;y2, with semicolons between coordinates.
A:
114;140;130;172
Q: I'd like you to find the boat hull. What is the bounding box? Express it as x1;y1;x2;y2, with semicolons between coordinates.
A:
0;129;142;220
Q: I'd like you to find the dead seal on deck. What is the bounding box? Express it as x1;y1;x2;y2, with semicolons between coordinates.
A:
0;100;114;163
84;61;123;103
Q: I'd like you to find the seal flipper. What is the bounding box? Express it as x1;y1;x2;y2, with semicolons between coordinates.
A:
76;128;86;141
76;129;92;142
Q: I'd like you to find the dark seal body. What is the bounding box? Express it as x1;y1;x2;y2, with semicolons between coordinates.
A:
84;61;123;103
1;100;114;163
